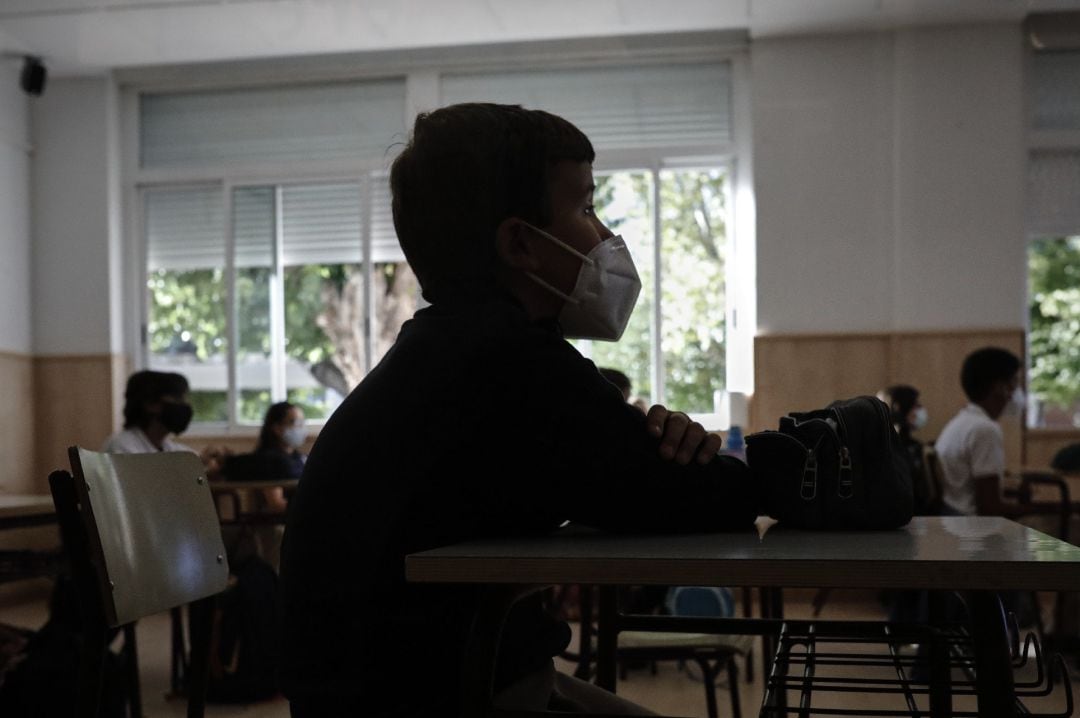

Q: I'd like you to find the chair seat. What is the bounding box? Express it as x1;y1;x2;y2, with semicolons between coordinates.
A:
618;630;754;654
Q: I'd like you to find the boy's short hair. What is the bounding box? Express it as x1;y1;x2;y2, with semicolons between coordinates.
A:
960;347;1021;403
123;370;189;428
883;384;919;421
389;103;595;303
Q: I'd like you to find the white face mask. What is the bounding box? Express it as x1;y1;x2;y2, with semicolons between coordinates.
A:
283;425;307;449
1002;387;1025;418
910;406;928;430
522;223;642;341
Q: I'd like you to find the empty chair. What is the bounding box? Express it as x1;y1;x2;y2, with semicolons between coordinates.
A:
49;447;229;718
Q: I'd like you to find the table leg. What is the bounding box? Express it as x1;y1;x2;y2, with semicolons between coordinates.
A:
969;591;1016;718
574;585;594;680
596;586;618;692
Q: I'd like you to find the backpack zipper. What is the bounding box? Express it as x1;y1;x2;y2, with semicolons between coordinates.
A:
831;408;855;500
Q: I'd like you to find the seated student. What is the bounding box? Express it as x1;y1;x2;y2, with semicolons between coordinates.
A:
936;347;1026;517
102;370;194;454
252;401;307;512
279;104;761;717
880;384;931;513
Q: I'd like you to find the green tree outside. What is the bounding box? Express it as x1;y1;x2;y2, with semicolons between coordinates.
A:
1029;236;1080;426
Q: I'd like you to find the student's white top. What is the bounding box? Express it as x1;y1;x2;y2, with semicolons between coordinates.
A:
101;427;193;455
935;403;1004;516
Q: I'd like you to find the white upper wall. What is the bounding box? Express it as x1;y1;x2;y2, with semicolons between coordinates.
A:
754;23;1026;334
0;0;1073;76
31;76;123;355
891;25;1026;331
0;60;32;354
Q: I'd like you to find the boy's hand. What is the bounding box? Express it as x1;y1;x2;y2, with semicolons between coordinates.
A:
646;405;724;465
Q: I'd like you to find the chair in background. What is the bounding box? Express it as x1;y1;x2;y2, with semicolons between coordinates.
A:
567;585;751;718
49;447;229;718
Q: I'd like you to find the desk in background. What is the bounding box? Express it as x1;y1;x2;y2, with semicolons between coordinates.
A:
0;494;61;585
407;517;1080;718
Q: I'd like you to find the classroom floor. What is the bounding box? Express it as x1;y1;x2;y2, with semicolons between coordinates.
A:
0;586;1074;717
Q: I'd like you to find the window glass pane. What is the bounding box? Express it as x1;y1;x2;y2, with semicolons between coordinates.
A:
1028;236;1080;428
373;261;419;367
284;263;363;420
573;171;655;406
144;186;228;423
234;186;275;424
660;168;727;414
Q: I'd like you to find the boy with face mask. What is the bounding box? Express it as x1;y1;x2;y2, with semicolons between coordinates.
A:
936;347;1028;516
102;370;194;454
279;104;763;717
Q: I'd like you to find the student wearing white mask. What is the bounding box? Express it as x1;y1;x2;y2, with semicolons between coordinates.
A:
879;384;931;513
936;347;1028;516
280;103;763;718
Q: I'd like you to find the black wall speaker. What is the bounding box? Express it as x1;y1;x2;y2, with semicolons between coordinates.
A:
20;56;46;96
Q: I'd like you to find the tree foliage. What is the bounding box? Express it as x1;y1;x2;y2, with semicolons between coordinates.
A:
579;169;727;413
1029;236;1080;424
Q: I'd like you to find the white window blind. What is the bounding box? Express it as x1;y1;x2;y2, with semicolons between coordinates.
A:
146;186;223;271
1028;151;1080;237
233;186;275;268
281;183;363;266
140;80;407;170
440;63;732;152
1032;52;1080;131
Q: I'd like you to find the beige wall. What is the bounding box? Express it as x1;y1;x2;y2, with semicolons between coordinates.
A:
752;329;1026;469
0;352;36;494
32;354;127;490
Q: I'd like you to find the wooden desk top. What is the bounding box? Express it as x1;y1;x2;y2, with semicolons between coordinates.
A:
208;479;299;493
406;516;1080;592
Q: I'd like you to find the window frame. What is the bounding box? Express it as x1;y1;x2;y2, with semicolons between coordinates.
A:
122;43;754;435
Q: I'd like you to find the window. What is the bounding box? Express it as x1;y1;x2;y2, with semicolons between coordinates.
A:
1027;51;1080;428
145;179;417;425
139;80;412;427
134;55;749;430
579;168;729;414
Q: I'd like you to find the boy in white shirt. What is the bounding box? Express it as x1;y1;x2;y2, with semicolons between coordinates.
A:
936;347;1025;516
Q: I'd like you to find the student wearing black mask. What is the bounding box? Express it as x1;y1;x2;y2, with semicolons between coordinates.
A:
102;370;195;453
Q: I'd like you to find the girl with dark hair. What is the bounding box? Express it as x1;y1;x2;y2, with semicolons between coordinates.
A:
249;402;307;517
255;401;307;479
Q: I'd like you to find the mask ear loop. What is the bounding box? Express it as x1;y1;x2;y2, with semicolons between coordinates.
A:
519;221;599;306
521;221;597;265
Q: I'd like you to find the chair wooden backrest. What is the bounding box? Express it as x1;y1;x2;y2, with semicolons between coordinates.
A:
65;447;229;627
50;447;229;718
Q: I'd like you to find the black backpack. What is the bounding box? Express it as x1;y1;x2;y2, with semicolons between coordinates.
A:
745;395;913;530
207;555;280;703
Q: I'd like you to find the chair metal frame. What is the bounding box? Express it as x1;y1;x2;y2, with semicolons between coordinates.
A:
49;447;229;718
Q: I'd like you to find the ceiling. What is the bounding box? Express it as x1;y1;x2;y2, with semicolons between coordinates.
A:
1;0;1078;77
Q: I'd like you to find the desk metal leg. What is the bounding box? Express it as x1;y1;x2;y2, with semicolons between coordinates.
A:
969;591;1016;718
596;586;618;693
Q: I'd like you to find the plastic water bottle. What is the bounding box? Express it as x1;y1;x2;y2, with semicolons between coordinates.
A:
724;424;746;462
